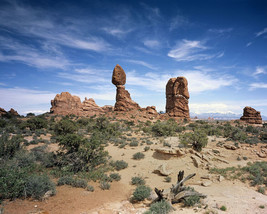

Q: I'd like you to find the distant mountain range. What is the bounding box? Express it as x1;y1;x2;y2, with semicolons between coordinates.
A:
190;112;267;121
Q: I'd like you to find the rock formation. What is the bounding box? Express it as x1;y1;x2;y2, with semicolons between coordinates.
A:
50;92;103;116
240;106;262;124
112;64;141;111
0;107;19;117
165;77;190;118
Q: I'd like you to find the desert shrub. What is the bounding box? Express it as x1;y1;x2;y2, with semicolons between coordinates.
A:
86;185;94;192
0;119;7;128
25;116;48;131
25;174;55;200
109;173;121;181
163;142;171;147
261;132;267;143
72;178;87;188
0;163;28;199
100;174;113;182
144;200;172;214
31;146;56;168
220;205;227;211
54;119;78;135
146;140;153;145
100;181;110;190
180;129;208;152
57;176;74;186
110;160;128;171
129;141;139;147
230;128;247;142
57;133;108;172
245;137;259;145
258;186;265;194
13;150;36;168
131;185;151;202
246;125;259;134
182;195;200;207
131;176;146;186
133;152;145;160
151;119;179;136
92;117;121;139
259;205;265;209
144;146;150;152
164;176;172;183
0;134;23;159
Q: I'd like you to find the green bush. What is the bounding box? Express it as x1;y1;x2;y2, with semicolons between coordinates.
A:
57;133;108;172
144;200;172;214
133;152;145;160
54;119;78;135
183;195;200;207
25;116;48;131
72;178;87;188
0;164;28;199
164;176;172;183
258;186;265;194
0;134;23;159
144;146;150;152
111;160;128;171
220;205;227;211
57;176;74;186
109;173;121;181
100;181;110;190
151;119;179;136
131;185;151;202
180;129;208;152
86;185;94;192
131;176;146;186
25;174;55;200
129;141;138;147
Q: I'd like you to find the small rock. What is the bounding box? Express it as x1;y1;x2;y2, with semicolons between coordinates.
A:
34;205;38;208
257;152;267;158
191;156;203;168
218;175;225;182
201;175;211;180
202;180;212;187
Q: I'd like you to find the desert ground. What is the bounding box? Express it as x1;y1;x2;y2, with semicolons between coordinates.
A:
1;115;267;214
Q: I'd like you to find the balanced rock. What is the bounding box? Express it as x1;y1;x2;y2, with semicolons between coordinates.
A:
166;77;190;118
112;65;141;111
240;106;262;124
112;64;126;85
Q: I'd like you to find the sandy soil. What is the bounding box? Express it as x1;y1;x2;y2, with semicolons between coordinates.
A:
3;132;267;214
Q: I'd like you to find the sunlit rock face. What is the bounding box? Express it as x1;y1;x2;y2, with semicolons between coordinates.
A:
240;106;262;124
165;77;190;118
112;64;141;111
50;92;103;116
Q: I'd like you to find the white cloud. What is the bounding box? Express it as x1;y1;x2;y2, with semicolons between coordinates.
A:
0;2;110;54
169;14;188;31
256;27;267;37
143;40;160;49
249;82;267;90
246;42;253;47
126;69;236;94
127;59;157;70
168;39;222;61
0;37;70;69
252;66;266;76
208;28;233;34
102;27;133;38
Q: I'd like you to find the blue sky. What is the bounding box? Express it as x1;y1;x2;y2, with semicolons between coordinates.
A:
0;0;267;116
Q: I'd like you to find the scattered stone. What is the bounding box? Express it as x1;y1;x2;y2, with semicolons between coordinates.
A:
155;147;184;156
202;180;212;187
218;175;225;182
257;152;267;158
165;77;190;118
240;106;262;124
224;144;237;150
201;175;211;180
212;149;220;154
191;156;203;168
154;163;172;176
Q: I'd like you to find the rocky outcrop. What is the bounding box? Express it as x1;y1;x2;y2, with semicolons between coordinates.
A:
166;77;190;118
50;92;103;116
145;106;157;115
112;64;141;111
0;107;19;117
240;106;262;124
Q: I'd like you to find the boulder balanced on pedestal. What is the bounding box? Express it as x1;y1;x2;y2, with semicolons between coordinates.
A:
112;64;141;111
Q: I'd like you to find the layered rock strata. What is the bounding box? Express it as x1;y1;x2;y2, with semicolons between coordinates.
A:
165;77;190;118
240;106;262;124
50;92;103;116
